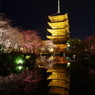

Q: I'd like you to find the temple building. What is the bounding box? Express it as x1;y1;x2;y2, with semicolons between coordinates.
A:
47;13;70;44
46;0;70;53
46;0;70;95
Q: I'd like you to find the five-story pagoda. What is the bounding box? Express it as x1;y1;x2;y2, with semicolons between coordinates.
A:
46;0;70;53
46;0;70;95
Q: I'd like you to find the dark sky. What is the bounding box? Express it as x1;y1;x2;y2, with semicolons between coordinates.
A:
1;0;95;40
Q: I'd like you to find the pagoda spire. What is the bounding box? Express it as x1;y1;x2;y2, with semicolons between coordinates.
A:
57;0;60;13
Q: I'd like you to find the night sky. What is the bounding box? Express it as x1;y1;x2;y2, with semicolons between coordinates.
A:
1;0;95;40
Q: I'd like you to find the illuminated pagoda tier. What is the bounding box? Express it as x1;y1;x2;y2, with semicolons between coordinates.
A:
46;0;70;95
46;56;70;95
46;0;70;52
46;9;70;52
47;13;70;44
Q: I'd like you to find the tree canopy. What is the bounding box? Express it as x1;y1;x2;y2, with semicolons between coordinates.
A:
0;15;42;54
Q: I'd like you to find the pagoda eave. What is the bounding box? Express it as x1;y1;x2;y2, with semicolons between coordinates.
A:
47;28;70;35
48;13;68;22
46;35;70;44
48;21;69;29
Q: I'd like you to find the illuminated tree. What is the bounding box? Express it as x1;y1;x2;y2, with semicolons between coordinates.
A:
21;30;42;54
66;38;91;68
37;55;57;69
84;34;95;69
66;38;85;59
0;15;44;95
0;74;21;95
82;34;95;68
84;34;95;54
36;40;57;68
19;68;44;94
66;38;85;52
0;18;24;53
40;40;57;54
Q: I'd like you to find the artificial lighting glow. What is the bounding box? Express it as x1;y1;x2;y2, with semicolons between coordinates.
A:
12;66;24;74
49;48;54;52
25;55;31;59
49;56;54;60
67;43;70;47
73;55;76;59
15;58;24;64
20;47;23;50
18;60;23;64
17;66;23;70
67;62;70;67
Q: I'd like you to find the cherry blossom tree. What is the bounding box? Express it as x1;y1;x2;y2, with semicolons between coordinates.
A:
84;34;95;54
0;14;45;95
21;30;42;54
0;18;24;53
37;55;57;69
36;40;57;68
40;40;57;54
19;68;45;94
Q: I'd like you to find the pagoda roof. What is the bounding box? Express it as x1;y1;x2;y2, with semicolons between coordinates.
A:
48;21;69;29
47;35;70;37
46;35;70;44
49;13;67;16
47;28;70;36
48;13;68;22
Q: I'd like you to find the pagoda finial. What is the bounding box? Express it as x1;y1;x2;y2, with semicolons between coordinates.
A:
57;0;60;13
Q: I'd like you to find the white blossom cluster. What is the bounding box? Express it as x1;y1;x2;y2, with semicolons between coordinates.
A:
0;16;23;53
41;40;57;53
